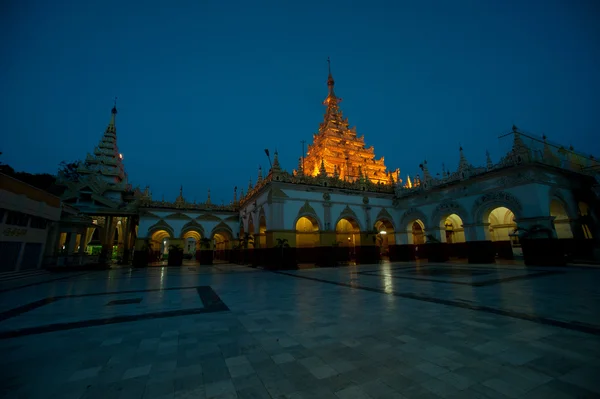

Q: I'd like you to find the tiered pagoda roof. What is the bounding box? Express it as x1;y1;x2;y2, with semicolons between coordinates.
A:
303;59;398;185
77;102;128;189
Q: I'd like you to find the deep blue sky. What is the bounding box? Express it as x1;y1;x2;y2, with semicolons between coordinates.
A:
1;0;599;203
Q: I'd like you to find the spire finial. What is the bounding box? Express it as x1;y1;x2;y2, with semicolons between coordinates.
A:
326;57;335;89
180;185;183;197
112;97;118;114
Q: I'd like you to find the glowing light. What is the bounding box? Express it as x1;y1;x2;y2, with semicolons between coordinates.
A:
119;153;123;159
380;231;387;235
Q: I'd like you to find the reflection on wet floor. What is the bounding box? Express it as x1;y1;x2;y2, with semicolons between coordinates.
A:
0;262;599;398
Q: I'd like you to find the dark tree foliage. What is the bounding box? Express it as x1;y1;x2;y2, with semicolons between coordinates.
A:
58;160;82;182
0;153;65;196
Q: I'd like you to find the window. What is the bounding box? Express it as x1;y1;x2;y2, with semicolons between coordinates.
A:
5;211;29;227
30;216;48;229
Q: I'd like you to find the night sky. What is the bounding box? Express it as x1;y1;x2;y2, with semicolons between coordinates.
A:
1;0;599;204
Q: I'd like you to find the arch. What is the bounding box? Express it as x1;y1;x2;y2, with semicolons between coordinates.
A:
335;205;363;231
211;223;234;254
374;218;395;257
150;229;171;254
180;220;205;239
431;201;470;229
411;220;426;245
335;217;361;250
257;207;267;248
213;231;232;252
550;198;573;239
246;214;255;248
440;213;466;244
296;201;321;226
147;219;175;239
399;208;429;231
472;191;523;223
258;208;267;233
296;215;320;248
210;222;234;241
375;208;396;230
485;206;521;259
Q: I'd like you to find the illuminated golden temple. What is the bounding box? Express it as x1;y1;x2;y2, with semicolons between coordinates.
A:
303;60;399;185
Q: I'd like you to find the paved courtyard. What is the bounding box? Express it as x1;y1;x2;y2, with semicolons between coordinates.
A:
1;262;599;399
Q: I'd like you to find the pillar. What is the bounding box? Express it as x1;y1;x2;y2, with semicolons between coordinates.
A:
425;227;448;262
463;223;496;264
44;223;60;257
67;232;78;254
516;216;564;266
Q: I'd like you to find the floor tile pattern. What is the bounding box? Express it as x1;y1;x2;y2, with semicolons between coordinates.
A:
0;262;598;398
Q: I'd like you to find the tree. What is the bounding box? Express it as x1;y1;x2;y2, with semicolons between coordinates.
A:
58;160;82;182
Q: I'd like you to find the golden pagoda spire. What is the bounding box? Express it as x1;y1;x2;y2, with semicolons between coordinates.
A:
323;57;341;109
206;189;211;205
303;60;395;185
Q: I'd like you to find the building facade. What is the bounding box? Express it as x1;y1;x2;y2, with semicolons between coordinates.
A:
0;174;62;271
39;68;600;268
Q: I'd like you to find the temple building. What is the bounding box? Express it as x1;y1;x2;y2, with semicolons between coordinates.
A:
4;64;599;271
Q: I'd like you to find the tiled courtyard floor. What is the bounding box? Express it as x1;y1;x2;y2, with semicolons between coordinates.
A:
1;262;599;398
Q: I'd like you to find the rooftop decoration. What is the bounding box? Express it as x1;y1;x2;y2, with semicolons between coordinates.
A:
302;58;399;185
394;125;600;198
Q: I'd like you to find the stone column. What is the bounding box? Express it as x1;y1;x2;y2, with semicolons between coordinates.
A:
100;216;116;264
44;223;60;257
67;232;78;254
515;216;564;266
78;229;86;254
120;217;131;264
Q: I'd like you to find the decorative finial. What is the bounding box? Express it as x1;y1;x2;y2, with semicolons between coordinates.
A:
326;57;334;88
112;97;118;114
180;185;183;197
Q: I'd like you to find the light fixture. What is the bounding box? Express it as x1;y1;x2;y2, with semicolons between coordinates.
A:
380;231;387;235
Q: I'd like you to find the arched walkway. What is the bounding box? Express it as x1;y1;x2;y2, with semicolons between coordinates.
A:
182;230;201;255
440;214;466;244
336;218;361;260
257;210;267;248
409;220;426;245
296;216;320;248
150;229;171;260
486;206;519;259
374;219;395;258
550;199;573;239
212;230;233;260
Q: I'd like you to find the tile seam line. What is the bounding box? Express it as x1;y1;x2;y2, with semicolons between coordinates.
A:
269;269;600;337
